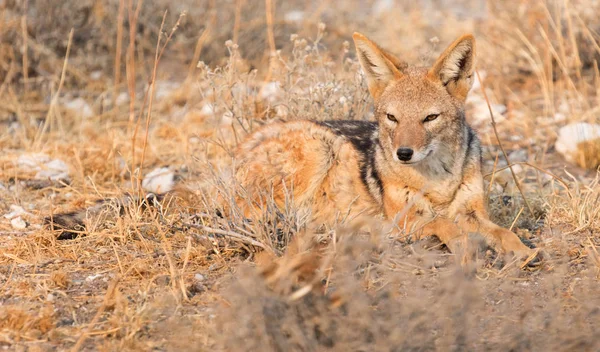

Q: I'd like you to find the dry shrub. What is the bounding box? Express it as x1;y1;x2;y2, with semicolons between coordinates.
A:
2;0;600;351
214;231;600;351
547;173;600;236
49;270;69;289
0;305;55;344
574;138;600;170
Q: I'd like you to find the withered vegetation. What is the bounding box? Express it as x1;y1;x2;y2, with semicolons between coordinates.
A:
1;0;600;350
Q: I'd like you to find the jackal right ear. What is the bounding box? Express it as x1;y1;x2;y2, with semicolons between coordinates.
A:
428;34;476;101
353;32;403;100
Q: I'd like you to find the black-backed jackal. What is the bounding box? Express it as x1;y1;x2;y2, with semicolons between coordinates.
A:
49;33;535;261
234;33;534;259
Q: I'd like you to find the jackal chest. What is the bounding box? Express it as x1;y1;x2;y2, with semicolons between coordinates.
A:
382;179;461;219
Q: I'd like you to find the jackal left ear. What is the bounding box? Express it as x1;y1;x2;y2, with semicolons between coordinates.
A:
353;32;403;100
428;35;476;101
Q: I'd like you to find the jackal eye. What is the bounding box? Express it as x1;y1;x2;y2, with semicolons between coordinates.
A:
423;113;439;123
386;113;397;122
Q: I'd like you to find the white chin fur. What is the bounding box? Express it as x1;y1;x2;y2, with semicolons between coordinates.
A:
395;147;435;164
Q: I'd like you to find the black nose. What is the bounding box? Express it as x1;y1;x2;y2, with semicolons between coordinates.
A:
396;148;414;161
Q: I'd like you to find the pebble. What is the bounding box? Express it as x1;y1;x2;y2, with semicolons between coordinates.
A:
555;122;600;166
4;205;29;219
10;217;27;229
63;97;94;118
142;167;176;193
17;153;70;181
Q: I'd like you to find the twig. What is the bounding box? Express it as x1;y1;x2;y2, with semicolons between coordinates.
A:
126;0;143;129
183;222;268;250
33;28;74;149
138;12;185;193
265;0;276;55
113;0;125;111
71;278;120;352
509;207;524;231
232;0;245;44
263;0;276;84
187;0;216;80
21;7;29;92
475;70;535;217
483;161;573;199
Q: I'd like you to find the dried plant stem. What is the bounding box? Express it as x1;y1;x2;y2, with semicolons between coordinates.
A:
264;0;276;83
475;70;535;217
187;0;216;80
487;153;500;195
138;12;185;193
71;279;120;352
233;0;245;44
483;161;573;199
113;0;125;111
33;28;74;149
125;0;143;191
265;0;276;55
20;10;28;91
184;223;268;250
136;11;169;193
126;0;143;130
509;207;524;231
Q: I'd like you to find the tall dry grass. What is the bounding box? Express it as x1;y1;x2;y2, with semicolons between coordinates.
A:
0;0;599;350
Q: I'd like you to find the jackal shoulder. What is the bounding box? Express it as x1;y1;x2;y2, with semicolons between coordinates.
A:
316;120;384;203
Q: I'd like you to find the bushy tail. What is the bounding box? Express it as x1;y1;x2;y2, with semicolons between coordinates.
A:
45;192;168;240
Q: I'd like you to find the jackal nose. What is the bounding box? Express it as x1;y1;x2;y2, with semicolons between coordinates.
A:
396;148;414;161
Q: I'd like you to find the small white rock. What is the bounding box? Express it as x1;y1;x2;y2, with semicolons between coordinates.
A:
116;92;129;106
17;153;70;181
467;94;506;124
10;217;27;229
194;273;205;282
553;112;567;122
63;97;94;118
199;103;216;117
86;274;102;282
90;71;103;80
555;122;600;164
142;167;176;193
153;81;179;100
260;81;283;103
508;149;528;163
4;205;29;220
35;158;69;181
221;110;234;125
373;0;393;14
284;10;305;22
18;153;50;169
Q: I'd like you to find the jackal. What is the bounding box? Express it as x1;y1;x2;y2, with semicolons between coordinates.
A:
48;33;534;260
234;33;534;259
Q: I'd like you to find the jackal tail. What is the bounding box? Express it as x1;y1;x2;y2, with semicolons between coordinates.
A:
45;192;169;240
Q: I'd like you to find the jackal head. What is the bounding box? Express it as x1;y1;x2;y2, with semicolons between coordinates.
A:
353;33;476;166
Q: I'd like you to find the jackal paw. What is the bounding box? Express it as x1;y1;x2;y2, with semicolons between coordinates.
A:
504;245;544;268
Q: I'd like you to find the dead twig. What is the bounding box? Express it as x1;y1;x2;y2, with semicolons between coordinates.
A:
476;70;535;217
483;161;573;199
183;222;268;250
71;278;120;352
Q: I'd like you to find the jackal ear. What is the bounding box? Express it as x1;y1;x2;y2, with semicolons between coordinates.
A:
353;32;403;100
428;34;476;101
380;48;409;73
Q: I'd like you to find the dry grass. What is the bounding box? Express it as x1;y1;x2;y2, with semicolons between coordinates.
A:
1;0;600;350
